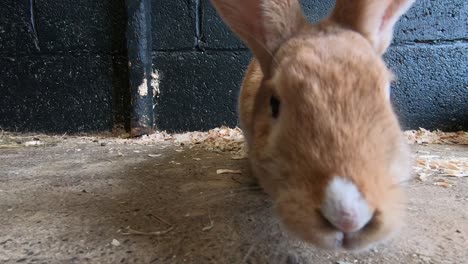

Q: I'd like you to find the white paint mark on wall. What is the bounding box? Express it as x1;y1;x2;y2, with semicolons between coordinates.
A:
151;69;160;99
138;78;148;96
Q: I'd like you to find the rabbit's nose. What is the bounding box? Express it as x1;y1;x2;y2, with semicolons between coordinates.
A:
320;177;373;233
322;209;373;233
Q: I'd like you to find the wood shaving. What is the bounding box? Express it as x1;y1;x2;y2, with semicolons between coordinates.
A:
433;180;453;188
405;128;468;145
148;154;162;157
133;126;247;157
24;140;42;147
415;156;468;178
121;226;174;236
405;129;467;186
11;127;456;162
216;169;242;175
111;239;120;246
152;128;465;159
202;220;214;231
0;144;21;149
231;153;248;160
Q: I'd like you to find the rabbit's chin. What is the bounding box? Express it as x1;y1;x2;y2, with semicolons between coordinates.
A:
274;190;404;251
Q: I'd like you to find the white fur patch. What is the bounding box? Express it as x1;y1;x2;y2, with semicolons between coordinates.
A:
321;177;373;233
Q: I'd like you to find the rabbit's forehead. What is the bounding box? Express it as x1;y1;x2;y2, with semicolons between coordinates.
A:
272;31;389;79
271;42;391;101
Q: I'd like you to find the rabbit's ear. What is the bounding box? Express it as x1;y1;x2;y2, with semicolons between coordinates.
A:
330;0;415;54
210;0;306;75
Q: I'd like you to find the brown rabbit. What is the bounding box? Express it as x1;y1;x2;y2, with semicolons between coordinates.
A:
210;0;415;250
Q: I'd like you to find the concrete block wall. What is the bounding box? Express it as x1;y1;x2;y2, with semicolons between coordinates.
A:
0;0;129;132
153;0;467;132
0;0;466;133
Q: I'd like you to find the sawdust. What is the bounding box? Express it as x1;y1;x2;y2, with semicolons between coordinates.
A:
151;128;467;185
414;153;467;188
1;128;466;186
153;124;468;188
407;129;468;186
415;155;468;178
121;226;175;236
405;128;468;145
216;169;242;175
129;126;247;159
111;239;121;247
154;127;467;188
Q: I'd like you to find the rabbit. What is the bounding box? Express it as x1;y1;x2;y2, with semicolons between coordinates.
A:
210;0;415;250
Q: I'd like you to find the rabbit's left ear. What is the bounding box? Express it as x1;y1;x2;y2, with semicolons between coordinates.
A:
210;0;307;76
330;0;415;54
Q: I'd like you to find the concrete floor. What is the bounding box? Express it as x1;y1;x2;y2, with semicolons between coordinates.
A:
0;133;467;264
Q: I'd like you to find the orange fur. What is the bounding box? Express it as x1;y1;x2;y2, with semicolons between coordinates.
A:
211;0;415;250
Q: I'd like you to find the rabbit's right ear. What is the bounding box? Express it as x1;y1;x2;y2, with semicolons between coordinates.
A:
330;0;415;54
210;0;306;76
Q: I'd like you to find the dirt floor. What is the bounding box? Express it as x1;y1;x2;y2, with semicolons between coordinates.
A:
0;131;467;264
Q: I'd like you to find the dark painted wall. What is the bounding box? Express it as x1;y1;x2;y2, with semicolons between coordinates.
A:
153;0;468;132
0;0;129;132
1;0;467;133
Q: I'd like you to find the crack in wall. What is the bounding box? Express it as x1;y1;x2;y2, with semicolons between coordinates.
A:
391;39;468;47
28;0;40;51
195;0;205;51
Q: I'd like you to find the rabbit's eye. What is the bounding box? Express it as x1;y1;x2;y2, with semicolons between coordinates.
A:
270;96;280;118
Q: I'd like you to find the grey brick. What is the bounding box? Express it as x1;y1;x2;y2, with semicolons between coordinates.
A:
301;0;335;23
0;0;39;53
32;0;127;53
201;0;467;49
152;0;197;50
0;55;128;132
200;0;337;49
153;51;251;132
394;0;468;43
200;0;244;49
152;44;467;132
386;43;468;131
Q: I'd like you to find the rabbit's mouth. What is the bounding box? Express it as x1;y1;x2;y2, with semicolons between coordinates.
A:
332;229;387;251
340;233;356;249
320;224;377;251
318;230;373;251
331;232;352;249
279;215;382;251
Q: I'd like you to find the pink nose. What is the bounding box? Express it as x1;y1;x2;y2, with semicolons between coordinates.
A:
321;209;369;233
335;217;359;233
321;177;374;233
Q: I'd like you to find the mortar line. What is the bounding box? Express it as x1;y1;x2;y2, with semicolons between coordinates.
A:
392;38;468;46
0;51;127;57
2;40;466;58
